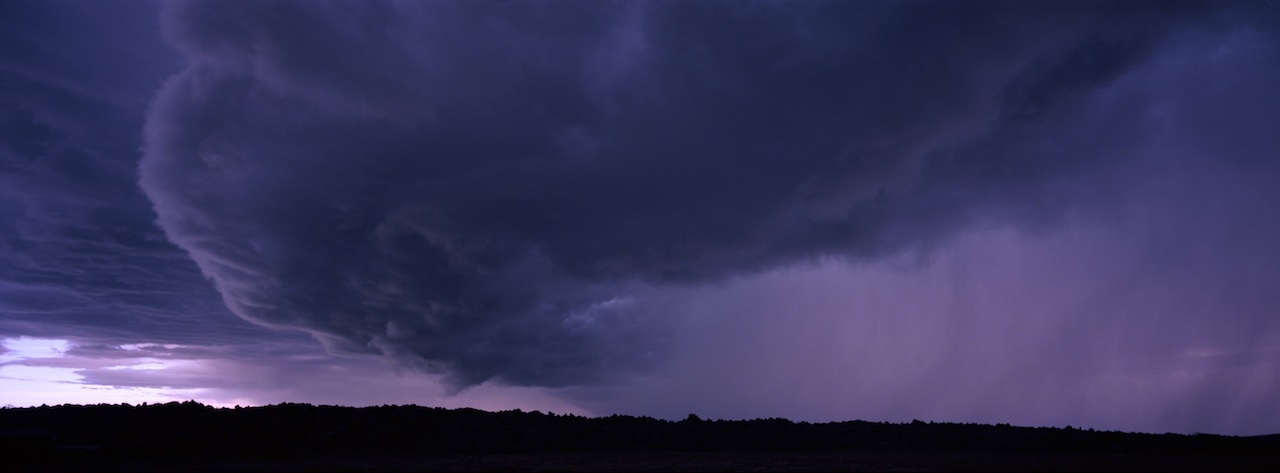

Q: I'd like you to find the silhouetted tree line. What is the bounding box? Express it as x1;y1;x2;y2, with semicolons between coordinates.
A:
2;401;1278;466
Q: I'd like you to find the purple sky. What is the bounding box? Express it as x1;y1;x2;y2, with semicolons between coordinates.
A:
2;0;1279;436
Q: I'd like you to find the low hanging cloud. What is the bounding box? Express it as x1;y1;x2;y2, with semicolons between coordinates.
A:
140;0;1280;389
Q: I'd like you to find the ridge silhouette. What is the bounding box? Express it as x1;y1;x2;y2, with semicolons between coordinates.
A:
3;402;1277;471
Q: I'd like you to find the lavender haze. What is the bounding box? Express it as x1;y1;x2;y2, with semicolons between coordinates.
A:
2;0;1279;436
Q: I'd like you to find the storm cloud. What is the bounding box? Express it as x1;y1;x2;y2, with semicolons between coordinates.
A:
137;0;1280;390
0;0;283;348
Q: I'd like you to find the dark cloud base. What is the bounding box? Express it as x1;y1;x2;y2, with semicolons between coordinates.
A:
137;0;1280;389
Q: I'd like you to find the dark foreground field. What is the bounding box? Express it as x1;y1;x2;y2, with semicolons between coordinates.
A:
3;402;1278;472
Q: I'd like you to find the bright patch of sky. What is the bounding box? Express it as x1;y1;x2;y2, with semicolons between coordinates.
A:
0;337;203;407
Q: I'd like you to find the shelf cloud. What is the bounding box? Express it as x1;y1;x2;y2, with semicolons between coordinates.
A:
140;0;1278;389
4;0;1279;436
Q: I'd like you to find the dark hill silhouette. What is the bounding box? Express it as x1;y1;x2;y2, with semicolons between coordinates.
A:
2;402;1277;471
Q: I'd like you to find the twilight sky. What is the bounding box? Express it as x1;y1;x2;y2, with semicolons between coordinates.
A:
3;0;1280;436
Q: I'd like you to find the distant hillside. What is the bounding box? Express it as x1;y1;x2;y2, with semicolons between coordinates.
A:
3;402;1278;471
